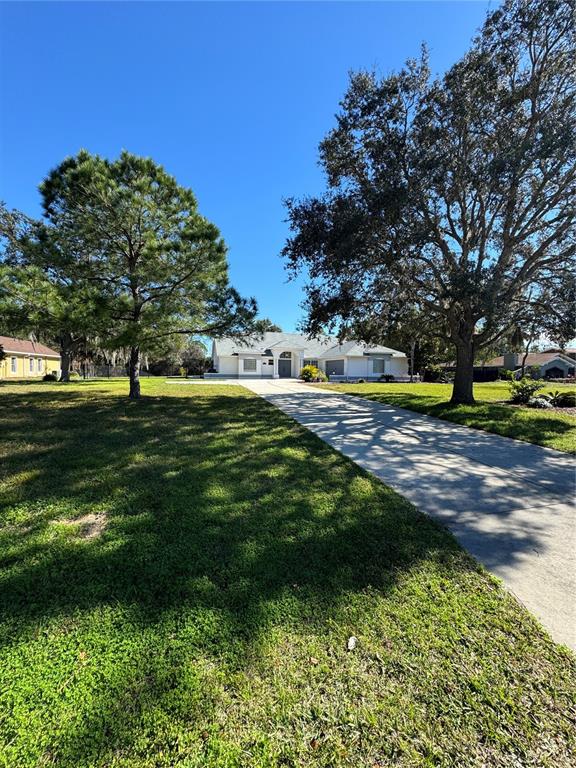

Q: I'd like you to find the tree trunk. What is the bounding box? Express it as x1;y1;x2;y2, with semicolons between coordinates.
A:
520;336;534;378
451;340;475;404
409;340;416;383
129;345;141;399
59;337;72;382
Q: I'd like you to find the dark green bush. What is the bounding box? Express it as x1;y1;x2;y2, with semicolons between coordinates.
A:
43;373;58;382
547;390;576;408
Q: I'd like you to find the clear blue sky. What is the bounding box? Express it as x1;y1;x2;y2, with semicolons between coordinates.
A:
0;1;496;332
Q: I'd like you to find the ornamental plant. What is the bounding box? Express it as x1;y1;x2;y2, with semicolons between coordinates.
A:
508;378;544;405
300;365;326;382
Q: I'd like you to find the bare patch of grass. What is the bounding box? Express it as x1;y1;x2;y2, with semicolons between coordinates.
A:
60;513;108;539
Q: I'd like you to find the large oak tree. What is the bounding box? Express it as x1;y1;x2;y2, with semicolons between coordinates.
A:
283;0;575;403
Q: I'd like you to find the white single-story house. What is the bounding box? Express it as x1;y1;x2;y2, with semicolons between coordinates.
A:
209;332;409;380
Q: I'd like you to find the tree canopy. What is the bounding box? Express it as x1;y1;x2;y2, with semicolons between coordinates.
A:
283;0;575;402
2;151;257;397
253;318;283;334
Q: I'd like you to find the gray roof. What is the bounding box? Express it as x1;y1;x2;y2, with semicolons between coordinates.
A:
213;332;406;358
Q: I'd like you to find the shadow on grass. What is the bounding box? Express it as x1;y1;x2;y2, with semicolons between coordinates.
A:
0;385;571;766
0;385;479;763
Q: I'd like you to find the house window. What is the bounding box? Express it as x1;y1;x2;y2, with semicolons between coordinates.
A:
303;359;318;368
37;358;43;372
279;351;292;359
11;357;17;373
29;358;34;373
372;358;386;374
243;358;257;372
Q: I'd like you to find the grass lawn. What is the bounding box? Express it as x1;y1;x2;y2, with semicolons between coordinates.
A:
319;380;576;453
0;379;574;767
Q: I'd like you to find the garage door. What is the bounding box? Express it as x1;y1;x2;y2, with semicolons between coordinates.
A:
325;359;344;376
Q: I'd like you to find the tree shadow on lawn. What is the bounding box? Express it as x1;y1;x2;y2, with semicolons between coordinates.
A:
0;387;571;766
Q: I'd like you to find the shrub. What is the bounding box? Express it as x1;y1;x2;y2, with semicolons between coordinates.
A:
379;374;395;383
423;364;443;382
68;371;81;380
547;390;576;408
179;366;187;378
300;364;326;382
357;378;366;383
508;377;544;404
43;373;57;382
528;396;553;409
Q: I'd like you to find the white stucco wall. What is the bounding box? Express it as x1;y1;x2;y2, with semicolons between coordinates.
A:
388;357;409;376
346;356;409;377
216;350;409;378
237;355;263;376
346;357;371;377
217;356;240;375
261;359;274;377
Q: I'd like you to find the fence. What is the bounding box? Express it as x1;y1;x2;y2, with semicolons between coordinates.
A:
75;365;154;378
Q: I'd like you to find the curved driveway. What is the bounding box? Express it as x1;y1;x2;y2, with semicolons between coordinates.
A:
243;378;576;650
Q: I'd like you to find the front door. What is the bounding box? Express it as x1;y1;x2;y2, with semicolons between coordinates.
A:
278;359;292;378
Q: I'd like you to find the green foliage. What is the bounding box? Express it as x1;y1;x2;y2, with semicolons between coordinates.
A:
283;0;576;405
548;390;576;408
36;151;257;397
0;203;111;382
299;364;326;382
509;378;545;404
42;373;57;382
253;317;282;334
423;364;448;383
525;365;542;379
68;371;80;380
1;379;574;766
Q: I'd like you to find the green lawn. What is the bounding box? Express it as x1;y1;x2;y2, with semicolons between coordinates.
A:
319;380;576;453
0;379;574;768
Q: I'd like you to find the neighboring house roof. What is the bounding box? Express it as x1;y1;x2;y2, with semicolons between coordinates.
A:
482;352;575;368
0;335;60;358
213;332;406;359
542;347;576;358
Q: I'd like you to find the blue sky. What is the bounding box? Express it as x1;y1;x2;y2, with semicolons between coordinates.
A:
1;1;495;332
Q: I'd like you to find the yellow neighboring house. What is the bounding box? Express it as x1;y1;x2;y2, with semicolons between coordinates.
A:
0;335;61;379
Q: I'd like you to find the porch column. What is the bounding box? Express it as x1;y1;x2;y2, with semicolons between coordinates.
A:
298;352;304;377
273;355;279;379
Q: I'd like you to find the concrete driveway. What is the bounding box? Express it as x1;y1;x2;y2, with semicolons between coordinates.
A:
243;378;576;650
